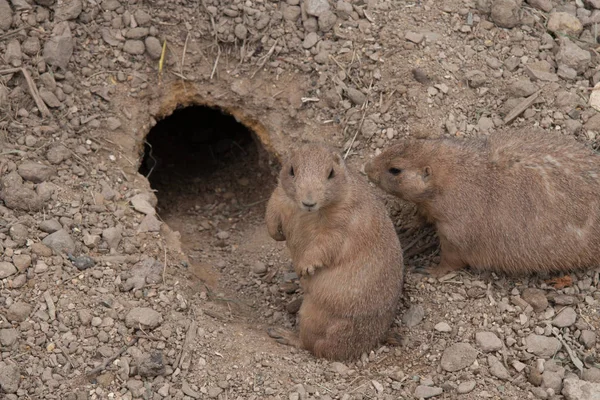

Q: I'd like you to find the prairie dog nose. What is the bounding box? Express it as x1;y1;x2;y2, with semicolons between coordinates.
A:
302;201;316;208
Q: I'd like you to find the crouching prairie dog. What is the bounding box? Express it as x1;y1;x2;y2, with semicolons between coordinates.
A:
365;129;600;277
265;143;404;361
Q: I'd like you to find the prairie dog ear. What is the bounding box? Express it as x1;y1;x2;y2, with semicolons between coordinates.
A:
423;166;432;180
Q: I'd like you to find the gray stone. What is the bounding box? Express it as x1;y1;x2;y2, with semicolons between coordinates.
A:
441;343;477;372
562;378;600;400
303;32;319;49
405;31;425;44
525;60;559;82
465;70;487;88
182;380;201;399
552;307;577;328
9;224;28;245
414;385;443;398
402;304;425;328
39;88;62;108
522;288;548;312
336;1;353;18
134;9;151;26
17;161;56;183
548;12;583;36
138;214;162;232
0;262;17;279
208;386;223;398
42;229;76;254
532;386;549;399
580;330;596;349
457;381;476;394
55;0;83;21
125;27;149;39
47;144;71;164
234;24;247;40
6;39;22;67
102;227;122;250
6;302;32;322
0;328;18;347
22;36;41;56
558;64;578;80
43;21;74;69
252;262;268;275
527;0;553;12
0;0;12;30
508;79;539;98
434;322;452;332
491;0;520;28
136;351;166;377
105;117;121;130
39;219;62;233
123;40;145;55
476;331;503;352
0;180;45;211
346;87;366;105
586;0;600;9
125;307;163;329
488;355;510;380
12;255;31;271
145;36;162;59
582;368;600;383
282;5;301;21
526;334;561;358
556;37;591;74
131;194;156;215
318;10;337;32
0;362;20;393
306;0;330;17
543;370;565;393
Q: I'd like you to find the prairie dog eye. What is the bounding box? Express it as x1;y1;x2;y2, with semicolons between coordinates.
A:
388;167;402;176
290;166;295;177
328;168;335;179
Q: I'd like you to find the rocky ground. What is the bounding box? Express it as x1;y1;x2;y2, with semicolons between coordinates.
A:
1;0;600;399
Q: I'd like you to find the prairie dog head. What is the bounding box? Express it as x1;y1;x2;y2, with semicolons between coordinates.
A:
365;140;434;203
279;144;348;212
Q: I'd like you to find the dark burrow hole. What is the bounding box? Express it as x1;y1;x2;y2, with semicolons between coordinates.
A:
139;105;273;221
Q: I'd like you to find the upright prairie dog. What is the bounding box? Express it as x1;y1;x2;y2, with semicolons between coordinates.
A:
365;129;600;277
265;143;404;361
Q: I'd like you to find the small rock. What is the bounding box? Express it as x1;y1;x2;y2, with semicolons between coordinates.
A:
123;40;145;55
0;328;18;347
547;12;583;36
137;352;166;377
558;64;578;81
509;80;539;98
40;88;62;108
522;288;548;312
402;304;425;328
318;10;337;32
303;32;319;49
182;380;200;399
457;381;476;394
556;37;591;74
305;0;330;17
488;355;510;380
208;386;223;398
138;214;162;232
131;194;156;215
542;370;564;393
434;322;452;332
0;0;12;30
12;255;31;271
55;0;83;21
282;5;301;21
43;21;74;69
552;307;577;328
405;31;424;44
17;161;57;183
46;145;71;164
582;368;600;383
441;343;478;372
71;255;95;270
527;0;552;12
346;87;366;105
234;24;247;40
491;0;521;28
476;331;503;352
39;219;62;233
526;334;561;358
525;60;559;82
330;362;350;375
145;36;162;59
125;307;163;329
252;262;268;275
414;385;443;398
0;362;20;393
6;39;22;67
465;70;487;88
6;302;32;322
125;27;149;39
562;378;600;400
105;117;121;131
580;330;597;349
0;262;17;279
42;229;76;254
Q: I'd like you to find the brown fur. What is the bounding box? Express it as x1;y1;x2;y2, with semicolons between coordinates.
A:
265;143;404;361
365;129;600;277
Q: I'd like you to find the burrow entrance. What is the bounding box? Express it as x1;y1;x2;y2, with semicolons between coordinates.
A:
139;105;281;293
